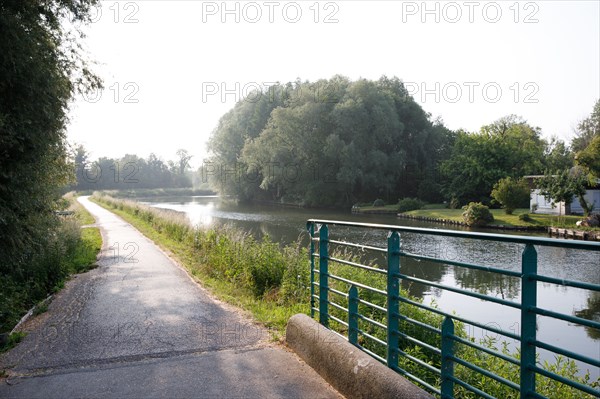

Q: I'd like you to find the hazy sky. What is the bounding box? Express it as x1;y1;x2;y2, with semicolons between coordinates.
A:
67;1;600;167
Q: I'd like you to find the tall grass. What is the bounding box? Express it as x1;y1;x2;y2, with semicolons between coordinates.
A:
92;193;599;398
0;193;101;333
92;194;310;330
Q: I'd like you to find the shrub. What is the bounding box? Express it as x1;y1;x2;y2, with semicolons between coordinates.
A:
372;199;385;207
397;197;425;213
491;177;531;214
519;213;532;222
462;202;494;226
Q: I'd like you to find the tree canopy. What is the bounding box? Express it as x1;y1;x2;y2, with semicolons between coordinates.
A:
440;116;547;205
207;76;453;207
0;0;100;275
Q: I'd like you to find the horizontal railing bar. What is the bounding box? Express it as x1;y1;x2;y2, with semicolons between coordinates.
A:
450;335;520;366
533;274;600;292
308;219;600;250
396;314;442;335
397;332;442;356
327;300;348;314
328;239;388;253
399;297;521;341
449;376;498;399
327;255;387;275
528;392;549;399
396;348;441;375
328;273;387;296
450;355;520;391
534;339;600;368
531;365;600;396
357;298;387;313
311;307;320;314
328;287;348;298
390;365;442;396
400;251;522;278
399;274;522;310
357;314;387;330
357;328;388;347
532;306;600;329
328;313;349;328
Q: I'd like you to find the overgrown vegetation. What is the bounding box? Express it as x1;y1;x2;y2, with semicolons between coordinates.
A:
0;331;26;353
93;194;598;398
0;195;101;333
0;1;101;332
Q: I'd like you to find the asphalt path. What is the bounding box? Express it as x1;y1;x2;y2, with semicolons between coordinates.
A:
0;196;341;399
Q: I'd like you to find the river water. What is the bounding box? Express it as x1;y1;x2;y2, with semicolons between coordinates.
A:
140;195;599;379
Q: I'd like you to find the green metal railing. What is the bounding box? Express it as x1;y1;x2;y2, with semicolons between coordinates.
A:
306;219;600;399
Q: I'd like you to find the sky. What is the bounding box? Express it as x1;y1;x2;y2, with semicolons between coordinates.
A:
66;0;600;167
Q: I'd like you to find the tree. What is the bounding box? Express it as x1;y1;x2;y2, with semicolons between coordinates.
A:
536;170;591;216
441;116;546;206
544;137;574;172
575;135;600;179
0;0;101;276
571;99;600;152
176;149;193;175
208;76;451;207
491;177;531;214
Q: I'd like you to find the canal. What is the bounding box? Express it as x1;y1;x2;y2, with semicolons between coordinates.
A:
139;195;599;379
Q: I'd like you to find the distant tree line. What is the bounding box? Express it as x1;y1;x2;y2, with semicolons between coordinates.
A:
206;76;599;208
71;146;195;190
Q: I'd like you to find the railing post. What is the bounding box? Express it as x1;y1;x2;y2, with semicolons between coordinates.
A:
307;222;315;318
319;224;329;328
348;285;359;345
441;316;455;399
520;243;538;398
387;231;400;369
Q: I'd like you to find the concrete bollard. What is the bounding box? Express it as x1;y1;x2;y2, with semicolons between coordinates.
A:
286;314;434;399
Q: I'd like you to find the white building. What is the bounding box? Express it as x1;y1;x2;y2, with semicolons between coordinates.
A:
526;175;600;215
530;188;600;215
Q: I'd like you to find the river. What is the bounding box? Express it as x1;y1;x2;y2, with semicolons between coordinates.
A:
139;195;599;379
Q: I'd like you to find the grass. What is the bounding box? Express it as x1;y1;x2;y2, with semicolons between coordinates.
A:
91;194;308;338
0;194;102;333
0;331;26;353
404;207;584;228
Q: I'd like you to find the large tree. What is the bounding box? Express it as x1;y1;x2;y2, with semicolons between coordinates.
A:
571;99;600;152
208;76;452;207
0;1;101;277
440;116;546;206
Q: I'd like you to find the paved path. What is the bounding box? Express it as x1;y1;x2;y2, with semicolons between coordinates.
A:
0;197;341;399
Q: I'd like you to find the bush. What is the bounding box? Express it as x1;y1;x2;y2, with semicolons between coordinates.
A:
462;202;494;226
397;197;425;213
491;177;531;214
372;199;385;207
519;213;532;222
